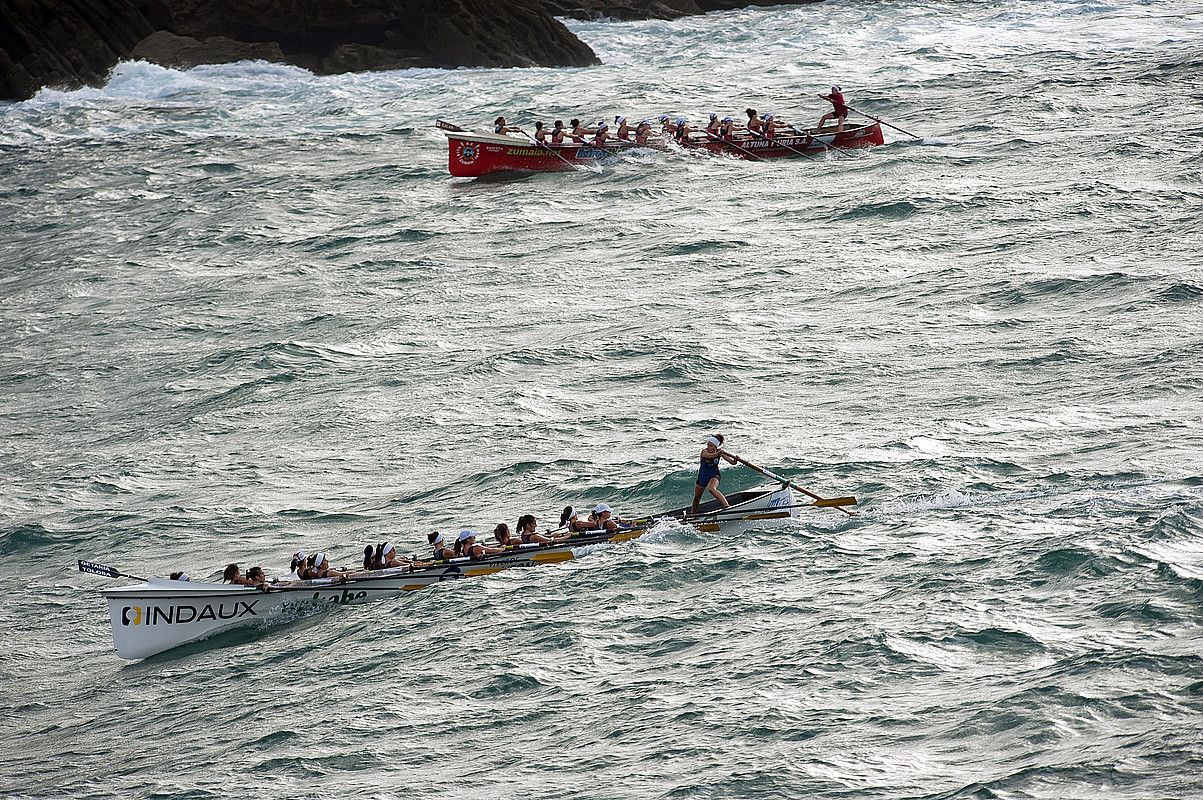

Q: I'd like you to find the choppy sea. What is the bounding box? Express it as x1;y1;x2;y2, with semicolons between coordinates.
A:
2;0;1203;797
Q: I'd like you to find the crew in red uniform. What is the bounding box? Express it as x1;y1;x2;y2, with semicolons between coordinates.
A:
817;85;850;132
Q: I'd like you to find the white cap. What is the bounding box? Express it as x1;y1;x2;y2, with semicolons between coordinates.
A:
175;572;190;582
382;542;395;557
640;119;651;125
764;113;774;121
292;550;305;563
457;529;477;542
597;121;608;129
832;85;841;92
615;115;625;124
313;552;326;567
594;503;612;514
659;114;670;123
675;117;686;126
432;532;444;545
707;435;721;447
709;112;718;120
722;116;733;123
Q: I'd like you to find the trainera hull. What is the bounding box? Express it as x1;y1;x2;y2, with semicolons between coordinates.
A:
102;485;797;659
446;123;883;177
447;131;667;178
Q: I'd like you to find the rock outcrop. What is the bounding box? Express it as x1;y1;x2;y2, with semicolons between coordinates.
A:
0;0;812;101
0;0;599;100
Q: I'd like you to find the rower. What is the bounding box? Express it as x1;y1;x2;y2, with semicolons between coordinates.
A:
705;112;720;138
223;564;258;587
570;118;593;143
246;566;267;587
673;117;692;143
634;119;652;145
762;113;783;139
302;552;346;580
590;503;623;533
454;530;503;561
817;85;849;132
429;531;454;560
517;513;564;544
593;121;610;147
494;116;524;136
745;108;764;136
289;550;307;580
659;114;677;137
691;434;740;514
560;505;594;534
719;116;736;140
533;121;549;143
363;541;406;570
615;115;633;141
550;120;567;144
494;523;517;547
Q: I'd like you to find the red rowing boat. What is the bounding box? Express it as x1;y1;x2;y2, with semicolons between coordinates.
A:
444;121;884;178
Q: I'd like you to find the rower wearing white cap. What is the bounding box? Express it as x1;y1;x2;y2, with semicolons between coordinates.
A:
634;119;653;145
429;531;454;561
660;115;678;137
593;121;610;147
363;541;416;570
691;434;740;514
817;85;850;132
615;115;633;142
454;530;504;561
589;502;626;533
763;112;784;139
301;551;346;581
674;117;693;143
705;112;721;138
289;550;307;580
719;116;736;140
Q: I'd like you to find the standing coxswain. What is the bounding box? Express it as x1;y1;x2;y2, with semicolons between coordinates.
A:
691;434;740;514
817;85;850;132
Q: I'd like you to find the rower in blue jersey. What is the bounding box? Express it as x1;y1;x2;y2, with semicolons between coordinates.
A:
691;434;740;514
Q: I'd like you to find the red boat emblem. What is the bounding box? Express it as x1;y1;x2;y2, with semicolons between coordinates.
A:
456;143;479;164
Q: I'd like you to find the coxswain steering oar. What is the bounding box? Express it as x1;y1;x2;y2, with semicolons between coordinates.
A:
730;455;858;517
78;559;148;582
844;104;922;140
435;119;465;132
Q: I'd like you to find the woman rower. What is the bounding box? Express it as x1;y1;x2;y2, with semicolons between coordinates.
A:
494;116;524;136
363;541;407;570
517;513;565;544
674;117;693;144
570;118;594;143
720;116;736;140
705;112;721;138
305;552;348;580
691;434;740;514
429;531;454;560
659;114;677;137
589;503;624;533
634;119;652;145
745;108;764;136
614;115;634;141
454;530;503;561
550;120;567;144
223;564;258;587
533;120;549;143
559;505;595;534
494;523;518;547
593;120;610;147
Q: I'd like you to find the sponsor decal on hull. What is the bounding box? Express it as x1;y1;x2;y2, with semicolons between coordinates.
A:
121;601;259;626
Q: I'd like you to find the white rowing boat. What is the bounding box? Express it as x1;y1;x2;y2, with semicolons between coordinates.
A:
97;485;804;659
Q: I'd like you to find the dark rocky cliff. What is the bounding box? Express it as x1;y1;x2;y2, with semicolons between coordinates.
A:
0;0;810;101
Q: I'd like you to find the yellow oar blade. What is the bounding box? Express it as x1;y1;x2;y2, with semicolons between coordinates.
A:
812;496;857;508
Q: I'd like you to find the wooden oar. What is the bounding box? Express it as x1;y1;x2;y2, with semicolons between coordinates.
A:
729;455;858;517
78;560;148;582
844;105;922;140
523;131;603;174
761;131;817;162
